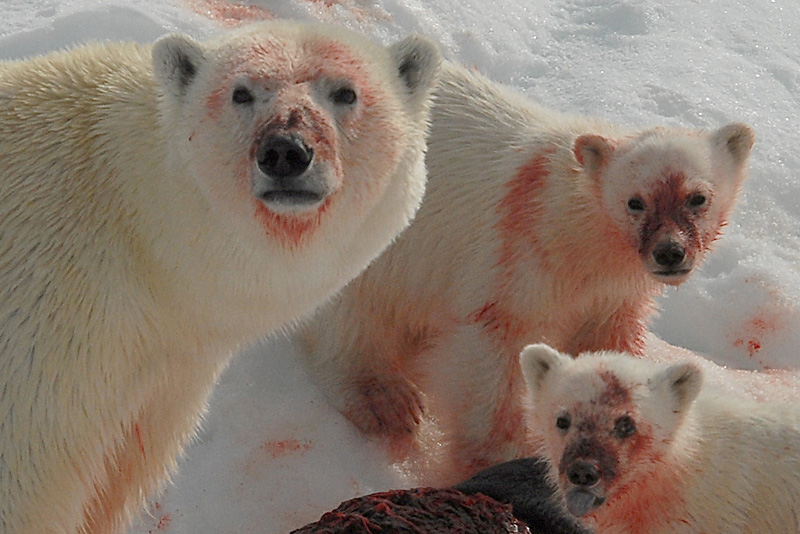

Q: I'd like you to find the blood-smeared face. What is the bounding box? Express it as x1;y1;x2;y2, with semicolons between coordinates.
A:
524;346;704;528
176;28;407;249
535;365;664;518
600;133;724;286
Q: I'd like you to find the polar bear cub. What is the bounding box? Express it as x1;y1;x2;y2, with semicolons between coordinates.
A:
521;343;800;534
300;60;755;479
0;21;439;533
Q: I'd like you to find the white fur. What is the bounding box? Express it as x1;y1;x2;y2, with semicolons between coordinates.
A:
0;21;439;533
299;60;754;481
521;344;800;534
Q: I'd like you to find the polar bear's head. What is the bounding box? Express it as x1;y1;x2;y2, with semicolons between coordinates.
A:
152;21;439;257
574;124;754;285
520;343;702;519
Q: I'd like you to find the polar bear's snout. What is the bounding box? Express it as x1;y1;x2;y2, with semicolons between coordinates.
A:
258;134;314;180
645;228;695;284
566;459;600;487
650;238;692;281
652;239;686;269
253;133;332;209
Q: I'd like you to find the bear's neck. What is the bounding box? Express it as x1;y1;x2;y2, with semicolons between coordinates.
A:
587;416;701;534
588;456;691;534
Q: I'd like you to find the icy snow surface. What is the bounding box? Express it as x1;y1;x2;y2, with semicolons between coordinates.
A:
1;0;799;532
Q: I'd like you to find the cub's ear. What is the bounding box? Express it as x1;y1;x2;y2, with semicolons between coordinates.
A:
152;33;206;100
574;134;615;175
388;35;441;107
649;362;703;414
520;343;566;395
712;122;755;168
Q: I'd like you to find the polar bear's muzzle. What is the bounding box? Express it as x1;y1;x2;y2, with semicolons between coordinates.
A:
563;459;607;517
644;236;695;285
253;133;331;210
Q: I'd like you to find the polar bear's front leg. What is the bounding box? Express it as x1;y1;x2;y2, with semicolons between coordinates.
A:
338;359;426;439
423;323;535;483
299;298;427;444
81;356;220;533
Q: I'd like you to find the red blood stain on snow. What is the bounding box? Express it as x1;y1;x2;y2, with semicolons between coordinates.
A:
185;0;273;27
146;503;171;533
733;310;782;359
731;277;795;362
349;477;363;495
261;439;314;458
155;515;171;531
733;337;762;357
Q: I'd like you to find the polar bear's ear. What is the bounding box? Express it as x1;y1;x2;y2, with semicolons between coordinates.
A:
574;134;614;175
152;33;206;100
520;343;565;394
712;122;755;168
388;35;441;107
649;362;703;413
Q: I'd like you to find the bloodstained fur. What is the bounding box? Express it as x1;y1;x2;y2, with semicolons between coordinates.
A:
202;37;387;249
554;370;679;534
638;172;702;259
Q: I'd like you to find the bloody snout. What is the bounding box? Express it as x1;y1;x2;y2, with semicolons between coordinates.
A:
257;134;314;180
652;239;686;268
253;132;331;208
567;459;601;487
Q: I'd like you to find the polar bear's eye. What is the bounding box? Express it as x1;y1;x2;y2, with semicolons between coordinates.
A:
231;86;254;105
330;87;358;106
613;415;636;438
556;414;571;432
627;197;645;213
687;193;707;208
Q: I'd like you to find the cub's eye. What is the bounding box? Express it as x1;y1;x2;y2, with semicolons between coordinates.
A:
330;87;357;106
556;414;571;432
613;415;636;438
687;193;707;208
627;197;646;213
232;86;254;105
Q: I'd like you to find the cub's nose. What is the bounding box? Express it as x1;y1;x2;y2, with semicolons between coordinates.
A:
257;134;314;179
652;240;686;267
567;460;600;487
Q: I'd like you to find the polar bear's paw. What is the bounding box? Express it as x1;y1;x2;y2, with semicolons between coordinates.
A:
343;373;425;439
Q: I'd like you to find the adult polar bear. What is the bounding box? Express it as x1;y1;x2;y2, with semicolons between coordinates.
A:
0;21;439;533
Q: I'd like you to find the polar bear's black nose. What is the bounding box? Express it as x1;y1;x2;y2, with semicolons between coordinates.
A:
257;134;314;179
567;460;599;487
653;240;686;267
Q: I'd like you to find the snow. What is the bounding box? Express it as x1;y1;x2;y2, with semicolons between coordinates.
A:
1;0;799;532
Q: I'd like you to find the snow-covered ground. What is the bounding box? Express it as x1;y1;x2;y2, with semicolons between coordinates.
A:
1;0;799;532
